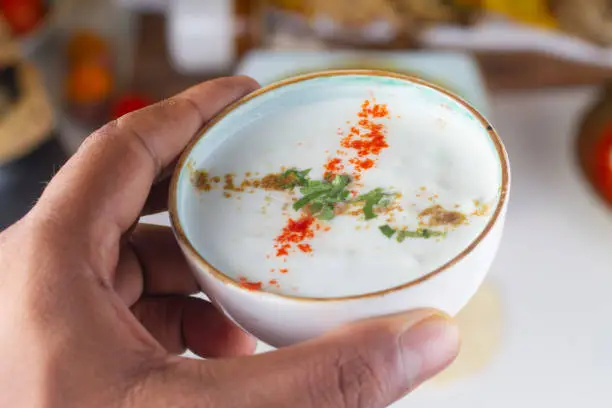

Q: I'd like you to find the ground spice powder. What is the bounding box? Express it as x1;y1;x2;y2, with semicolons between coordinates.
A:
323;98;390;181
238;277;262;291
419;205;467;227
273;214;317;258
273;98;391;272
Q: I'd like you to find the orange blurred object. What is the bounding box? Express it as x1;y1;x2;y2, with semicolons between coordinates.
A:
593;127;612;203
1;0;45;36
66;30;111;68
65;62;113;104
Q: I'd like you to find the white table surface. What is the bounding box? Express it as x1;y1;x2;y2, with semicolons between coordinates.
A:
144;86;612;407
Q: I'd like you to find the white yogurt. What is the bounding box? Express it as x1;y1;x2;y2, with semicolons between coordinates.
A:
180;75;501;298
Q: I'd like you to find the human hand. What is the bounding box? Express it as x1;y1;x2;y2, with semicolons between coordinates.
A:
0;77;460;408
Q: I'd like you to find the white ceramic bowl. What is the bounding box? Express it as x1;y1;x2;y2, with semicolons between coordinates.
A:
170;70;510;348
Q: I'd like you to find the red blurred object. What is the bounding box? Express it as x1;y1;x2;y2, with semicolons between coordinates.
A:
593;126;612;203
111;94;152;119
1;0;45;36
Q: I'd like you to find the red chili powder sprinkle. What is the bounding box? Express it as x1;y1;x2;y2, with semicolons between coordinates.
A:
270;98;390;268
323;98;389;180
323;157;344;179
269;279;278;285
341;121;388;157
276;245;289;257
273;214;316;258
238;277;262;291
350;157;375;170
279;268;288;274
297;243;312;253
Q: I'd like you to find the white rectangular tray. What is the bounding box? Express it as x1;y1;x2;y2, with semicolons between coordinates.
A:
235;50;491;117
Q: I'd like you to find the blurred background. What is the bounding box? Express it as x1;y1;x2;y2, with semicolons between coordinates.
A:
2;0;612;406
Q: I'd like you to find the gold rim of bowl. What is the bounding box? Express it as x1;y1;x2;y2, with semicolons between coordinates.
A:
169;69;510;303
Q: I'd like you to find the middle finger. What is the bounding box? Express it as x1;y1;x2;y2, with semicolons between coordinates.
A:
115;224;200;303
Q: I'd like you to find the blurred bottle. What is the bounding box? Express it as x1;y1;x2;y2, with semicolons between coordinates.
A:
56;0;134;91
57;0;139;129
64;30;114;125
167;0;263;74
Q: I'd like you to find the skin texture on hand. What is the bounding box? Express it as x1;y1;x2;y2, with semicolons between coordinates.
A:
0;77;460;408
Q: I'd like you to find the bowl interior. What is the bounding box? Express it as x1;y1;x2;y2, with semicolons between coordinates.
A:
173;71;506;299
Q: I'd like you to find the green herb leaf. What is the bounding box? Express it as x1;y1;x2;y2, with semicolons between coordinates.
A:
296;174;352;219
317;205;335;221
307;180;325;187
298;168;312;177
281;168;311;189
327;175;351;201
353;188;384;203
301;182;331;196
283;169;395;224
309;202;323;214
426;229;446;238
400;230;418;239
293;190;327;211
331;174;351;189
379;225;396;238
397;228;446;240
363;199;377;220
353;188;389;220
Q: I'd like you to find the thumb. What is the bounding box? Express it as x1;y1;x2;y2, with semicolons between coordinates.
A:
141;309;459;408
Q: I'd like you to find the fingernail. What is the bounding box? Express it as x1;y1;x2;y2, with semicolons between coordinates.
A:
399;311;460;388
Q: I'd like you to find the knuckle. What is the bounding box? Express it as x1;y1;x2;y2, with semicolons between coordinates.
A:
306;345;388;408
131;360;216;407
80;122;119;153
114;100;172;133
92;120;119;139
336;349;386;408
157;97;179;108
137;99;175;122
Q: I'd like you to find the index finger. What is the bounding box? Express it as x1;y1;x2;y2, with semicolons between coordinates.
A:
34;76;259;245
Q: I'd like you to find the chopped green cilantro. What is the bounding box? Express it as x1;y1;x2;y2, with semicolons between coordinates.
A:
353;188;388;220
379;225;396;238
396;228;446;242
293;190;327;211
281;168;311;189
317;205;335;221
380;225;447;241
282;169;397;223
